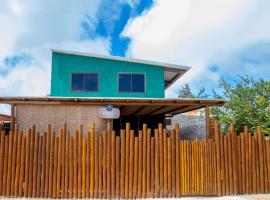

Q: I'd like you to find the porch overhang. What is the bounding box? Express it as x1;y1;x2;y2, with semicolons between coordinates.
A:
0;97;225;116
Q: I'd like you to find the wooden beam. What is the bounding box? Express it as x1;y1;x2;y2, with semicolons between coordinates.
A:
205;105;210;139
130;106;146;115
10;104;15;132
154;106;188;115
144;106;167;115
169;105;203;115
0;97;226;107
118;106;124;110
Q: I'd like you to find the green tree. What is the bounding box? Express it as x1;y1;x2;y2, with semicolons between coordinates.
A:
178;76;270;133
178;83;195;98
178;83;209;98
212;76;270;133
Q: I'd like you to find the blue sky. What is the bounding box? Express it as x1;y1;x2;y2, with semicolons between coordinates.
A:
0;0;270;108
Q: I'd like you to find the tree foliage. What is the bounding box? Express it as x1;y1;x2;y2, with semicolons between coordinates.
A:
178;83;209;98
178;76;270;133
212;76;270;133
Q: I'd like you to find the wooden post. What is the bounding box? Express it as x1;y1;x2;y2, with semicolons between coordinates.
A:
154;129;160;197
137;130;143;198
32;131;39;197
24;129;30;197
82;138;86;198
44;125;51;197
146;129;151;197
158;124;164;197
142;124;147;197
167;137;172;197
10;104;15;133
52;136;59;198
128;130;134;198
90;124;95;197
69;135;74;199
111;131;116;198
94;132;99;198
98;136;103;198
120;129;125;198
102;131;107;198
6;129;14;196
3;135;9;196
18;136;26;197
124;123;130;199
0;132;5;195
107;119;113;132
106;125;111;197
115;137;120;198
205;105;210;139
133;137;138;198
78;126;83;198
214;119;221;196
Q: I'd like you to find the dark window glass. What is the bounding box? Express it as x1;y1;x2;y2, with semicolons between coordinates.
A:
85;73;98;91
118;73;145;93
71;73;98;92
71;73;84;91
132;74;145;92
119;74;132;92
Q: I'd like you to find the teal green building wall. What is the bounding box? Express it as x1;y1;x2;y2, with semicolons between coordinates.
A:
50;52;165;98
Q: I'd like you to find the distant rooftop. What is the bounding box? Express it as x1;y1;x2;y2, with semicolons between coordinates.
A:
52;49;191;89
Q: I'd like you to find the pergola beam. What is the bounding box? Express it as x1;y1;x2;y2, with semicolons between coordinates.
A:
130;106;146;115
145;106;167;115
169;105;203;115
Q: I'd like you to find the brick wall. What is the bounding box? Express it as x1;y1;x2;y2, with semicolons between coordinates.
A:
15;104;107;134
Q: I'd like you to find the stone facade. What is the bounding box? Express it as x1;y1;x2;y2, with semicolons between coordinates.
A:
15;104;107;135
172;112;206;140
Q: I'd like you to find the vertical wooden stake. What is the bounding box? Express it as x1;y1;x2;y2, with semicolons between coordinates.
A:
0;132;5;195
128;130;134;198
137;130;143;197
154;129;160;197
124;123;130;198
44;125;51;197
90;124;95;197
205;105;210;139
18;136;25;197
142;124;147;197
214;119;221;196
115;137;120;198
69;135;74;198
82;138;86;198
146;129;151;197
111;131;116;198
133;137;138;198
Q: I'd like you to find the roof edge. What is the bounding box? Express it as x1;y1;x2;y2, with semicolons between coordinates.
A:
51;49;191;71
0;96;226;106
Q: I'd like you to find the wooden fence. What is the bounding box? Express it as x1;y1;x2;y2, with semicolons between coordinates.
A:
0;121;269;198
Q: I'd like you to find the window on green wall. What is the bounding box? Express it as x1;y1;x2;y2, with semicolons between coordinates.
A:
119;73;145;93
71;73;98;92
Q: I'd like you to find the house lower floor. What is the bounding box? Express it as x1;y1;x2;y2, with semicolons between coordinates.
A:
0;97;225;139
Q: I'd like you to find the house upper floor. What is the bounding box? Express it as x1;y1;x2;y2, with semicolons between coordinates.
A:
50;50;190;98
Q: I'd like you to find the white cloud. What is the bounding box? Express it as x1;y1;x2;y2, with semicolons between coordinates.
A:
9;0;23;17
123;0;270;97
0;0;109;96
0;0;110;114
